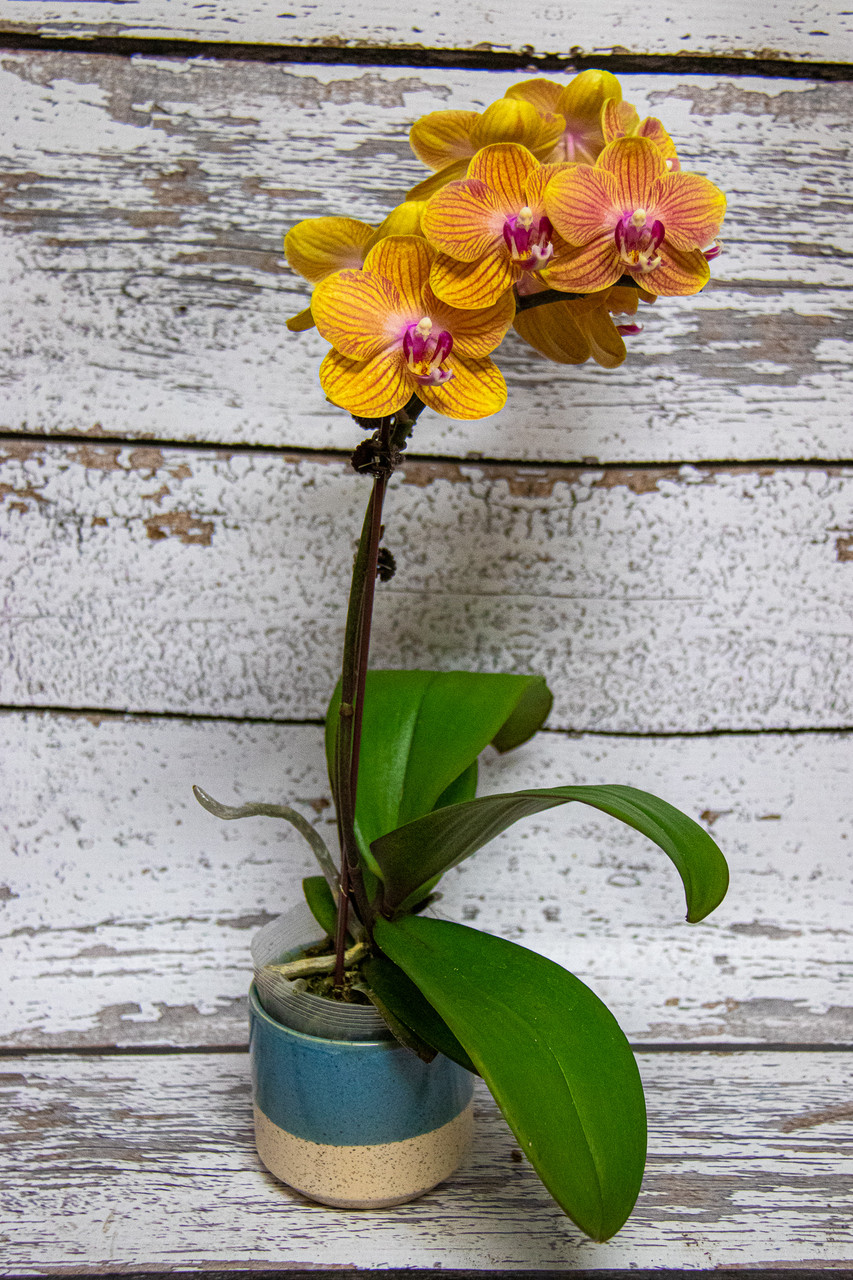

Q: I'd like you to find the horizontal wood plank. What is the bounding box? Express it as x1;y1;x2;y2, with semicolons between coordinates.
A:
3;710;850;1049
2;444;851;732
1;1050;851;1271
1;56;851;461
1;1;851;63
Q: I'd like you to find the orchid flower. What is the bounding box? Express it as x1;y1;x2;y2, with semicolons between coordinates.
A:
311;236;514;420
506;71;636;165
421;143;579;310
284;201;426;331
514;284;651;369
544;136;726;296
407;98;566;200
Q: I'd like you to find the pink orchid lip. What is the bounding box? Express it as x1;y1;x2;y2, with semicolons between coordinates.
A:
616;322;643;336
614;209;665;274
703;239;722;261
402;316;455;387
502;208;555;271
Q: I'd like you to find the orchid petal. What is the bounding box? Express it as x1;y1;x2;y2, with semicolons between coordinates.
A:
421;179;505;262
284;216;374;284
407;159;470;201
542;232;623;293
416;354;507;420
430;251;517;310
513;302;592;365
312;270;407;360
601;97;641;142
640;244;711;297
504;78;564;115
425;285;516;357
363;236;435;311
366;200;426;250
466;143;540;210
651;173;727;251
597;136;667;210
471;99;566;160
319;348;411;418
286;305;315;333
636;117;679;163
582;305;628;368
546;166;619;245
409;110;480;170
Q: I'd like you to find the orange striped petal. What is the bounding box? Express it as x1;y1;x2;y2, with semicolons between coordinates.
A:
407;159;470;201
429;250;517;310
319;348;411;417
523;162;568;213
637;117;679;163
542;233;623;293
652;172;726;250
466;143;539;210
546;166;618;245
312;270;405;360
470;99;565;161
504;78;564;115
640;244;711;296
421;179;504;262
284;217;374;284
366;199;426;250
416;354;507;420
409;110;480;170
580;306;628;368
363;236;435;311
424;284;516;357
601;97;641;142
513;302;591;365
597;136;667;208
286;304;315;332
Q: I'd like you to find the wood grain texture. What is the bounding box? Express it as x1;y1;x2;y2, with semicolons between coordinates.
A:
2;443;851;732
3;710;850;1049
1;1051;852;1271
1;56;851;462
1;0;851;63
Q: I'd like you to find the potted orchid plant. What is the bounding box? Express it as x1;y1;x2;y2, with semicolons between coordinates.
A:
196;70;729;1240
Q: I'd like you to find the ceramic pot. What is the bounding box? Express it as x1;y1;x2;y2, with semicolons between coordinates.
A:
248;904;475;1208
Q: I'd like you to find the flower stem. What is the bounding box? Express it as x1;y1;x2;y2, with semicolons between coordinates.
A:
331;406;424;987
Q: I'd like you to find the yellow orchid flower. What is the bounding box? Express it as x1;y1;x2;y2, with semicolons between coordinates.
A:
407;98;565;200
506;70;635;164
311;236;514;421
513;284;651;369
545;136;726;297
421;143;576;310
284;201;426;331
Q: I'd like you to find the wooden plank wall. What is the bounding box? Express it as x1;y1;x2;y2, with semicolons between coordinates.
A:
1;4;851;1274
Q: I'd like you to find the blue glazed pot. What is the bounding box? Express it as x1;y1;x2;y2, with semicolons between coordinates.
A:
249;907;475;1208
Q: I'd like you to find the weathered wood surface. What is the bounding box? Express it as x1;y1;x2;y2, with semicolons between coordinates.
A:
1;56;851;462
2;710;850;1049
2;443;851;732
2;1051;852;1272
2;0;852;63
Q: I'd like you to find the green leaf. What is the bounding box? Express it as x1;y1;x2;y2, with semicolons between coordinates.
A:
373;915;646;1241
325;670;553;867
301;875;338;938
372;784;729;921
361;953;478;1075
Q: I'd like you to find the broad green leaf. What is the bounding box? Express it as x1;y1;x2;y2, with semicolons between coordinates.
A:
361;953;478;1074
372;784;729;921
302;875;338;938
325;670;553;867
374;915;646;1241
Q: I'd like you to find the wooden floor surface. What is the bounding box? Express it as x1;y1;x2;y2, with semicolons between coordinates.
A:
1;1;851;1272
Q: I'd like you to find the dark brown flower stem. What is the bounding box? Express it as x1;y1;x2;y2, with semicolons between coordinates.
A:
514;276;642;313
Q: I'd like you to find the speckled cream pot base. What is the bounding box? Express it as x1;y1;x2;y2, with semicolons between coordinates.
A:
254;1099;474;1208
249;984;475;1209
